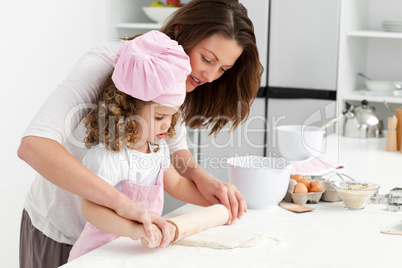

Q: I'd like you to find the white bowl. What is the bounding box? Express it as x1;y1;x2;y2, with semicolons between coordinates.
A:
142;7;179;24
365;80;397;91
276;125;325;161
227;156;291;210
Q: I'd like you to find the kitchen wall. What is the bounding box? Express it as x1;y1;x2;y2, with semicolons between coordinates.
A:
0;1;108;267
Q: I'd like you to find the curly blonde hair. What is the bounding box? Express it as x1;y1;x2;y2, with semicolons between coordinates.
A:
84;74;178;152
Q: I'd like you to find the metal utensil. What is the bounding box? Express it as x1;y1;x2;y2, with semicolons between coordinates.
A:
383;101;395;117
329;172;355;182
358;72;371;80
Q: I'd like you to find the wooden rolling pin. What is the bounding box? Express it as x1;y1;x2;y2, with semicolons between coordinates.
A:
141;204;229;247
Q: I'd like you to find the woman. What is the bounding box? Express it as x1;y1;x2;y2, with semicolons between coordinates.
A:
18;0;262;267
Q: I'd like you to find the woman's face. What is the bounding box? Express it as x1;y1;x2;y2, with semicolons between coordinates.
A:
185;34;243;92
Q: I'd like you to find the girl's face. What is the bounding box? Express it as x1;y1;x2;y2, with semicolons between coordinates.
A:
136;103;179;149
185;34;243;92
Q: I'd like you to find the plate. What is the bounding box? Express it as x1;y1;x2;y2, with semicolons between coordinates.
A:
382;21;402;32
383;27;402;32
382;20;402;25
357;90;394;96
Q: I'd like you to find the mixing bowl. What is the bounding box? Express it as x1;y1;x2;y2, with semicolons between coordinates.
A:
227;156;291;209
331;181;380;210
276;125;325;161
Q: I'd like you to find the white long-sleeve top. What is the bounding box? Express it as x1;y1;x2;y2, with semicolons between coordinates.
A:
22;41;188;245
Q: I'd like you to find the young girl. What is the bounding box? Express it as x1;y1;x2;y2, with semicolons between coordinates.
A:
67;31;211;261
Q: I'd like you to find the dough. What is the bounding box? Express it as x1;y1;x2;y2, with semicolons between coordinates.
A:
173;225;280;249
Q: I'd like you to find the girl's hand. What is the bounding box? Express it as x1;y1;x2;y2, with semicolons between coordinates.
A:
116;203;176;247
193;172;247;224
140;212;176;248
133;223;176;249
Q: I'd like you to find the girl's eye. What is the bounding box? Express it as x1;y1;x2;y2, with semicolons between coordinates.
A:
220;67;227;73
155;116;164;120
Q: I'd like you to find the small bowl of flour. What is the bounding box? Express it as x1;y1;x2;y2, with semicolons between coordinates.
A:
331;181;380;210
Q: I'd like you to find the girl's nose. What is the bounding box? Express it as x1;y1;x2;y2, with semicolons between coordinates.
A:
162;120;171;131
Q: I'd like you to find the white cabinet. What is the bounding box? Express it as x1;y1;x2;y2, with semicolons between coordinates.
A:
268;0;340;91
337;0;402;111
239;0;269;87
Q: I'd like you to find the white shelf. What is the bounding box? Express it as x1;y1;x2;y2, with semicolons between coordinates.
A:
347;30;402;39
116;22;162;29
342;91;402;104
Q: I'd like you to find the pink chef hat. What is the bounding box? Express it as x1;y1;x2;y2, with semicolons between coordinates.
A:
112;30;191;107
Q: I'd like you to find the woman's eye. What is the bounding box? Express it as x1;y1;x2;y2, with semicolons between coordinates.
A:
155;116;164;120
203;56;227;72
202;56;211;64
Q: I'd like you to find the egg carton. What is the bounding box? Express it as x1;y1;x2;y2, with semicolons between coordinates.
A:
314;178;342;202
301;174;342;202
283;179;324;205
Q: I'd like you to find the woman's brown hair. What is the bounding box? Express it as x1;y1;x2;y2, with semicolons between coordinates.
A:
160;0;263;135
84;74;178;152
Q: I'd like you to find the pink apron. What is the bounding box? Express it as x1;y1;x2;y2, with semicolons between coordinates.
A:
68;166;164;262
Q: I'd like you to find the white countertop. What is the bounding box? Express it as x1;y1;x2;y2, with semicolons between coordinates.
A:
62;135;402;268
322;134;402;194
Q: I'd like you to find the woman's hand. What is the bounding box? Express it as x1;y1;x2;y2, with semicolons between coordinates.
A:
192;172;247;224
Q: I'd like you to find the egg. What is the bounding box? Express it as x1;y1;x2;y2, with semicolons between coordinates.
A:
291;174;304;182
290;179;298;186
309;181;322;192
294;183;308;194
298;178;311;190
